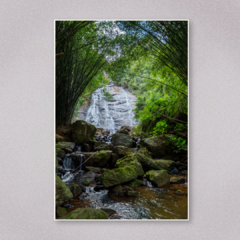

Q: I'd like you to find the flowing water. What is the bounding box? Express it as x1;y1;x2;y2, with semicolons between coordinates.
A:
58;81;188;219
79;81;138;133
65;182;188;220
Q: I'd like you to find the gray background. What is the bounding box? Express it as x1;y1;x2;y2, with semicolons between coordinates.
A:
1;0;240;239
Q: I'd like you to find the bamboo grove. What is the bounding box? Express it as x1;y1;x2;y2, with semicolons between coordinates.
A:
55;21;188;134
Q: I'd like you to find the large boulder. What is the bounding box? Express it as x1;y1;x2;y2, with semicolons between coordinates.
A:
71;120;96;144
56;176;73;207
62;208;108;219
70;184;82;198
113;146;135;156
111;133;132;148
98;165;138;187
155;160;175;171
71;150;112;168
133;153;174;171
139;136;167;158
89;150;112;167
116;155;144;177
94;142;112;151
145;170;170;187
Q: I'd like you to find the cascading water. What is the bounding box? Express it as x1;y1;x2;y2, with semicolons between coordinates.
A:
81;81;138;133
63;155;75;170
61;146;84;183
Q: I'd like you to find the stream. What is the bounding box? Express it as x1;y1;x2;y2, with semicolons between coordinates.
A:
58;145;188;220
57;80;188;219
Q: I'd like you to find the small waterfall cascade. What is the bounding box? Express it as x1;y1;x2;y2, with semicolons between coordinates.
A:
79;154;84;171
81;81;138;133
61;145;84;182
63;154;75;170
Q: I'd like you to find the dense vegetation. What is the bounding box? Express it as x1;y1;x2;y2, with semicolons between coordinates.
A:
55;21;188;142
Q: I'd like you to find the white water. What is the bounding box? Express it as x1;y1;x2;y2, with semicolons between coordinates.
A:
84;81;137;133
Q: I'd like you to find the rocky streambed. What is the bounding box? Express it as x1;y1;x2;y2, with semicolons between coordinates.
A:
56;121;188;220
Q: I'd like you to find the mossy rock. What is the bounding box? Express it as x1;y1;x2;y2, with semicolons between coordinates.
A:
145;170;170;187
139;136;167;158
170;177;179;183
132;153;174;171
71;120;96;144
70;184;82;198
56;176;73;207
116;155;144;177
93;150;112;167
62;208;108;219
138;147;152;158
56;207;67;217
56;142;75;150
155;159;175;171
94;144;111;151
113;146;135;156
126;179;143;190
98;165;138;187
111;133;133;147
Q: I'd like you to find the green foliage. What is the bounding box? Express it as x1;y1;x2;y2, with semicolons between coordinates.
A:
164;137;187;153
151;120;168;135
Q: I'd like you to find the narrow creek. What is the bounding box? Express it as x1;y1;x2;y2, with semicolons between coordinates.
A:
57;142;188;220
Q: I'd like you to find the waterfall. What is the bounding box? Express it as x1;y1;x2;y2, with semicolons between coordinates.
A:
63;155;75;170
79;154;84;171
83;81;138;133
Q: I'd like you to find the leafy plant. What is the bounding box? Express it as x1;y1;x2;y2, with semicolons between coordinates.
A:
165;137;187;153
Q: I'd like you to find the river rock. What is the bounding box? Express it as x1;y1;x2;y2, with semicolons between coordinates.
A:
109;185;124;196
145;170;170;187
98;165;138;187
56;176;73;207
113;146;135;156
139;136;167;158
170;177;179;183
62;208;108;219
126;179;143;190
71;120;96;144
70;184;82;198
111;133;133;148
85;166;102;173
116;155;144;177
82;171;96;185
